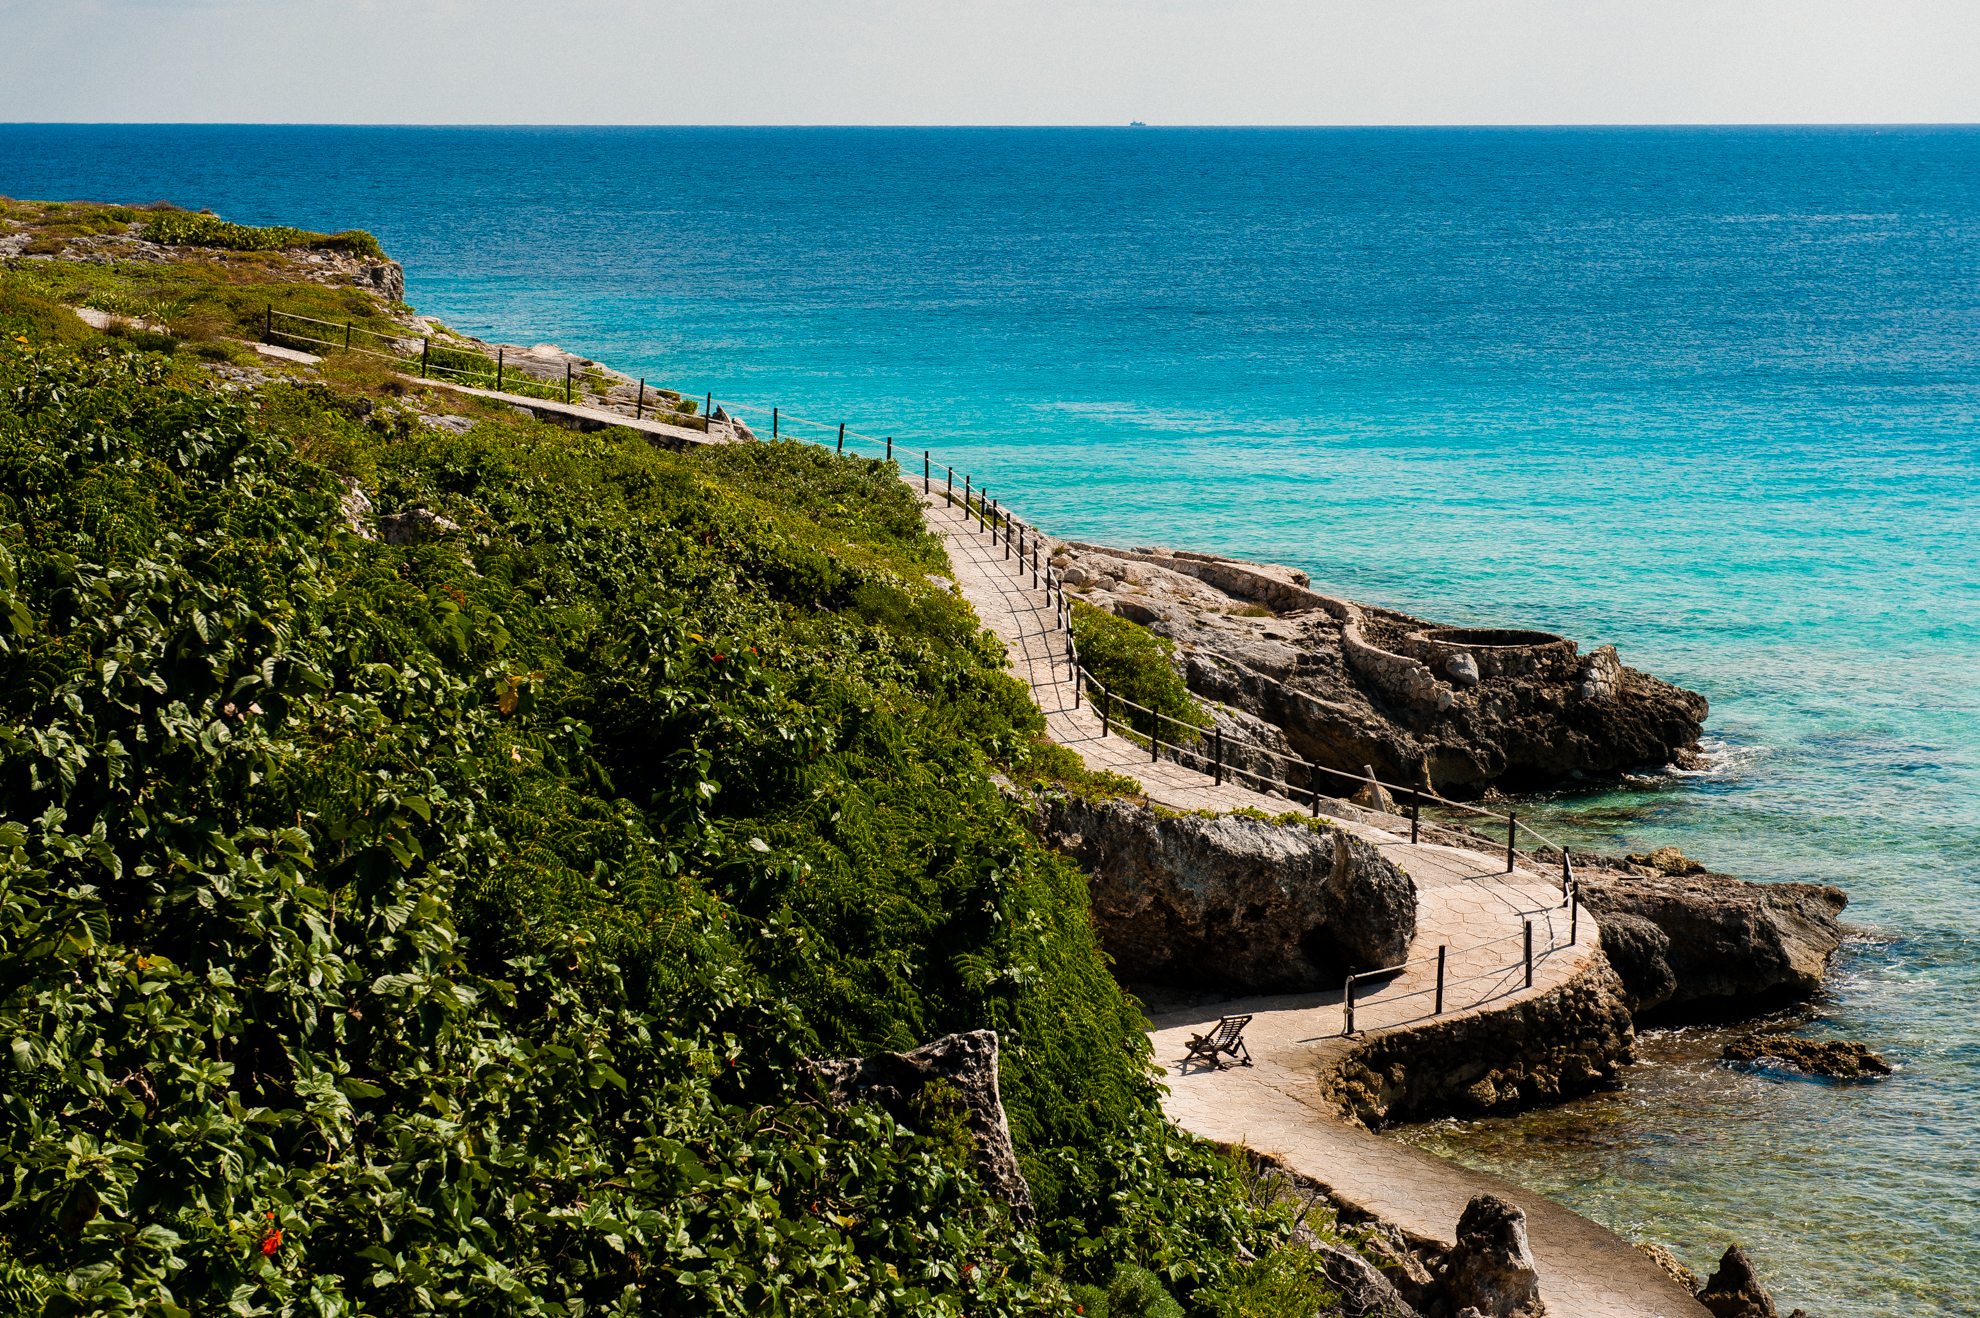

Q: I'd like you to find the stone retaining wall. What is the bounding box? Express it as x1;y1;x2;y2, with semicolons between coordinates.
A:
1407;627;1581;683
1317;953;1636;1128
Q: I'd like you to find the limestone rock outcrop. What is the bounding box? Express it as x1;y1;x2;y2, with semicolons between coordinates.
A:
377;508;460;545
809;1030;1034;1223
1311;1238;1420;1316
1721;1034;1891;1078
1575;866;1847;1018
1035;796;1417;992
1053;540;1707;793
361;259;405;303
1594;911;1679;1013
1695;1246;1780;1318
1439;1195;1543;1318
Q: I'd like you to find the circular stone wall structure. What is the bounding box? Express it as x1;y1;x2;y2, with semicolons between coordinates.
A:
1408;628;1581;682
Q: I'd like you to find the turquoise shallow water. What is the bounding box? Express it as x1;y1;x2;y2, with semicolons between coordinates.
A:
4;124;1978;1311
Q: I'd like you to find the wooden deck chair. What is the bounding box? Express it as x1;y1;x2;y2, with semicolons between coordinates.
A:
1182;1014;1254;1070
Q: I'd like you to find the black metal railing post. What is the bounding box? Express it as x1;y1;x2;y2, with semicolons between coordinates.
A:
421;337;431;378
838;422;845;454
886;436;892;462
565;362;572;403
947;467;954;505
1410;789;1420;844
1570;885;1579;944
924;452;930;494
1524;920;1534;988
1435;945;1447;1014
1101;689;1111;737
704;392;711;420
1151;715;1161;763
1507;811;1517;872
773;406;778;438
635;378;645;419
1343;974;1357;1036
1311;779;1320;818
1070;645;1081;707
497;348;505;392
1213;729;1224;785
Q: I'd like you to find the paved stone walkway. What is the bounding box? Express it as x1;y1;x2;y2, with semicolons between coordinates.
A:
920;486;1708;1318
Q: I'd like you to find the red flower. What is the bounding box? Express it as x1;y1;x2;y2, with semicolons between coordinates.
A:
261;1230;282;1255
712;653;726;662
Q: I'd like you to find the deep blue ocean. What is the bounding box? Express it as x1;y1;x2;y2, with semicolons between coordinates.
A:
4;124;1976;1313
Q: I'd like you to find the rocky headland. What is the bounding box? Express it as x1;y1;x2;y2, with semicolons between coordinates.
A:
1051;540;1707;795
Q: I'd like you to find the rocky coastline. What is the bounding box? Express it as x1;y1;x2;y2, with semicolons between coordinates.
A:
1051;539;1708;795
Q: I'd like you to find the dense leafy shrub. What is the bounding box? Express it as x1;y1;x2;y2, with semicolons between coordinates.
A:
137;214;386;261
0;340;1341;1316
1069;602;1204;743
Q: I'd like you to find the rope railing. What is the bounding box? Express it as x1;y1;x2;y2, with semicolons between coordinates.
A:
1340;905;1578;1037
1071;659;1578;894
261;308;723;427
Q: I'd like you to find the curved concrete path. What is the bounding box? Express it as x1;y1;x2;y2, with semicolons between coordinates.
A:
919;487;1708;1318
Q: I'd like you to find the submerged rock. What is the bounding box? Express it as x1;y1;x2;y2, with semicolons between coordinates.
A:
1439;1195;1543;1318
1034;796;1416;992
1722;1035;1892;1078
1635;1241;1701;1291
809;1030;1034;1223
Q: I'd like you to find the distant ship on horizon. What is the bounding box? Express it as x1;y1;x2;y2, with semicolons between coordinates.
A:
1129;120;1147;127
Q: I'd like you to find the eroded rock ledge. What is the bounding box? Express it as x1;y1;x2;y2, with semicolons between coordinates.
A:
1032;796;1417;992
1053;539;1707;793
1572;855;1848;1020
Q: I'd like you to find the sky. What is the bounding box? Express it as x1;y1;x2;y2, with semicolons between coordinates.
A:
4;0;1978;125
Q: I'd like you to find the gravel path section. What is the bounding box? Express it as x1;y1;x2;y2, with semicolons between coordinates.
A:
921;487;1709;1318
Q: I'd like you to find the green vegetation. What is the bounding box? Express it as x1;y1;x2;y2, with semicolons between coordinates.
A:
1;255;402;355
0;285;95;348
0;315;1364;1316
1070;602;1206;743
137;212;386;261
1017;740;1147;802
